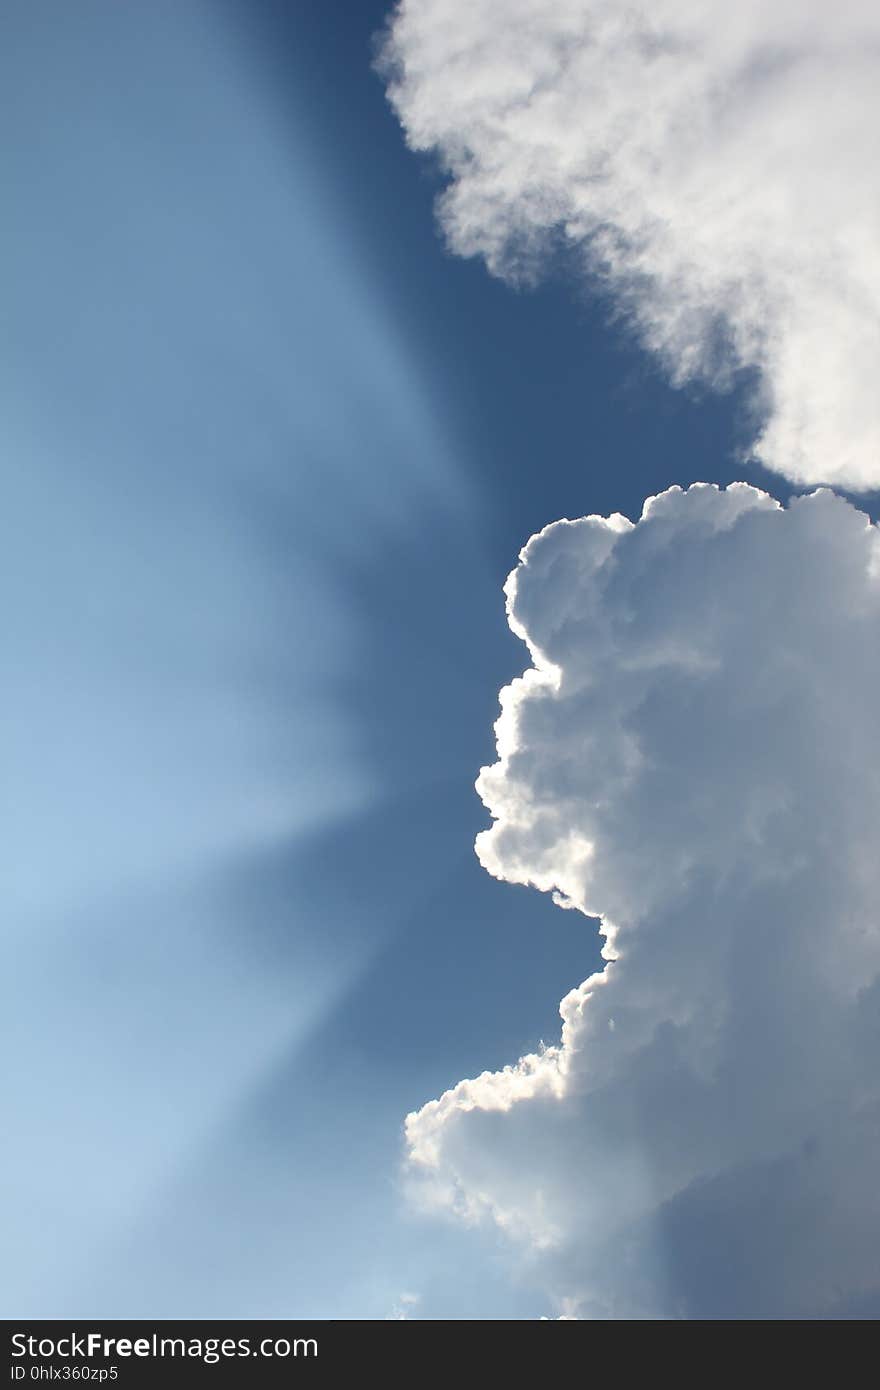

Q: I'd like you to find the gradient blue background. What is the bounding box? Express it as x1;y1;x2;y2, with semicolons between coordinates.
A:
2;0;797;1318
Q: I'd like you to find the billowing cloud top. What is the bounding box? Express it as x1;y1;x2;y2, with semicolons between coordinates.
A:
406;484;880;1318
382;1;880;490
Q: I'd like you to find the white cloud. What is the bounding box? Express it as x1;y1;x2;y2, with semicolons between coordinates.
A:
382;0;880;490
387;1291;421;1320
405;483;880;1318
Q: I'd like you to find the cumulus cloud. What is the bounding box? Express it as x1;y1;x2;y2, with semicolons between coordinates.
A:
382;1;880;489
406;483;880;1318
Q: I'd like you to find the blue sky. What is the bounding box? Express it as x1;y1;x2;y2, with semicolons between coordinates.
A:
5;1;878;1320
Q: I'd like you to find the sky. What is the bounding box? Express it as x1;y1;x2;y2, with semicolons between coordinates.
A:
3;0;878;1320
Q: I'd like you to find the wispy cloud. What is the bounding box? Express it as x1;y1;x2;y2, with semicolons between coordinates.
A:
382;1;880;489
